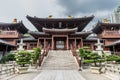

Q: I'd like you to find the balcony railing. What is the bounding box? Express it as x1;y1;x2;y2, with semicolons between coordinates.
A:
0;30;19;38
100;30;120;38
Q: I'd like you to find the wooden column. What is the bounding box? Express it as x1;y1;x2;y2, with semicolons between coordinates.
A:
37;38;40;48
74;38;76;49
52;35;54;50
81;38;83;48
66;35;69;50
91;43;94;50
26;43;30;50
44;39;46;49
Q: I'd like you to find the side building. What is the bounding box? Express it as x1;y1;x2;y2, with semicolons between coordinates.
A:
0;19;28;45
0;19;28;58
92;22;120;55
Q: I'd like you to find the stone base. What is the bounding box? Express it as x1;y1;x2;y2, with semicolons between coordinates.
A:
90;67;101;74
17;67;28;74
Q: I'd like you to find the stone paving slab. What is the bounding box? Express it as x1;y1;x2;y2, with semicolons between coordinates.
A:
5;71;40;80
79;69;111;80
33;70;86;80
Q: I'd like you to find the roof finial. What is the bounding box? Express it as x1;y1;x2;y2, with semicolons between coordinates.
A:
68;15;72;19
103;18;108;23
13;18;17;23
48;15;52;19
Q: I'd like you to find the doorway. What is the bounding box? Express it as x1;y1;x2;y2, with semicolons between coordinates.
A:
54;37;66;50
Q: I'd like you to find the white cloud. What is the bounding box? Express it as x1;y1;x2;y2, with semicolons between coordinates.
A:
0;0;119;31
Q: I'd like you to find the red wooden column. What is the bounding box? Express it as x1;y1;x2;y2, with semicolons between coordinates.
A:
37;38;40;48
52;35;54;50
66;35;69;50
81;38;83;48
74;38;76;49
44;39;46;49
26;43;29;50
91;43;94;50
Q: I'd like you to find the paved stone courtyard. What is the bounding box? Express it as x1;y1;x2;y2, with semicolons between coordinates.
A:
1;50;114;80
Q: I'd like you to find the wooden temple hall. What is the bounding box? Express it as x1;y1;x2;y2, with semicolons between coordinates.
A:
1;15;120;54
26;15;94;50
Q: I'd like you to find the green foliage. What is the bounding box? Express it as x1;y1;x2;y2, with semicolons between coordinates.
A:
0;53;16;64
0;56;7;64
84;59;105;63
78;48;92;59
79;48;85;58
32;48;41;64
88;52;101;60
107;54;120;62
78;47;103;66
16;51;31;67
5;53;16;61
78;47;120;65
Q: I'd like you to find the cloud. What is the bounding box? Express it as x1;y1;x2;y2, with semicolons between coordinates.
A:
0;0;119;31
57;0;119;16
56;0;120;30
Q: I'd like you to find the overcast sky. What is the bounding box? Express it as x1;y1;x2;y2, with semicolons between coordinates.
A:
0;0;119;31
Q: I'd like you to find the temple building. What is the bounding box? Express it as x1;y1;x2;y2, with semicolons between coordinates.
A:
1;15;120;57
0;19;28;45
0;19;28;58
92;22;120;54
26;15;95;50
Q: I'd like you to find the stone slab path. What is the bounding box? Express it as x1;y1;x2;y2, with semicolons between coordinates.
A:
33;70;85;80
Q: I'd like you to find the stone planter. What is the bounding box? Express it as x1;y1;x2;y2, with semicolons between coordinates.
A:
17;67;28;74
90;67;101;74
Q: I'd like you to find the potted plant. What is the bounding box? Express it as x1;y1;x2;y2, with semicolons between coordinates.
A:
15;51;31;73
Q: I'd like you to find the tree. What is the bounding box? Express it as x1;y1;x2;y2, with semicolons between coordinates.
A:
32;48;41;64
16;51;31;67
78;47;92;70
88;52;101;66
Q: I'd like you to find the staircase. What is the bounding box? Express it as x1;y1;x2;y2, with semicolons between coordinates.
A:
41;50;79;70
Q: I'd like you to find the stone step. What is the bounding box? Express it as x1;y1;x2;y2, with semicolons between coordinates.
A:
41;50;79;70
41;67;78;70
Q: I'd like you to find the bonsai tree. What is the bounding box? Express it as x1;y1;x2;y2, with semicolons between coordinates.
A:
78;47;92;70
107;54;120;63
78;47;91;61
31;48;41;64
88;52;101;67
16;51;31;67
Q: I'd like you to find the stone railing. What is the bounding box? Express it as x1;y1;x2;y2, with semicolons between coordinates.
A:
0;63;16;78
0;30;19;38
100;30;120;38
106;64;120;75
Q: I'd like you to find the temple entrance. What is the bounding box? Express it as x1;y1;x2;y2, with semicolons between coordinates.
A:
54;37;66;50
56;41;65;49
